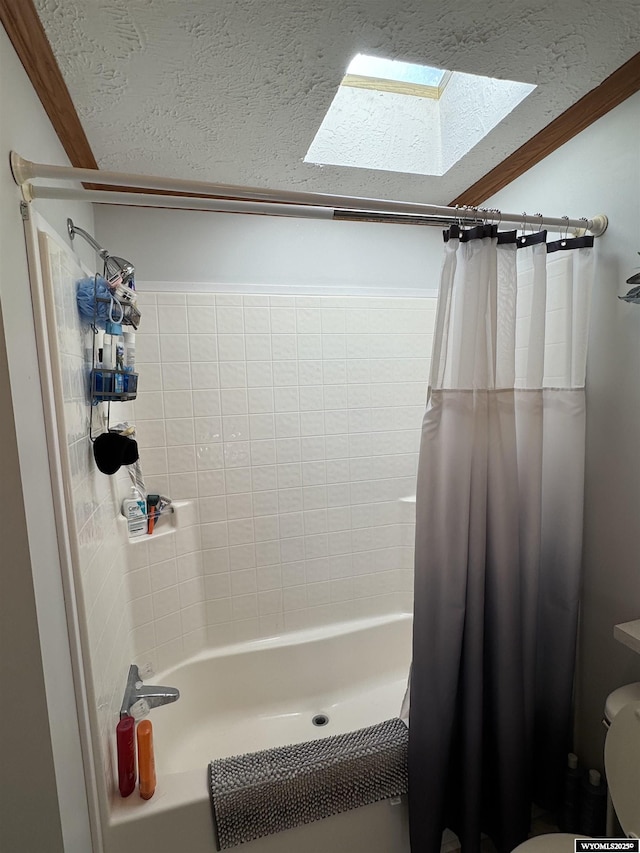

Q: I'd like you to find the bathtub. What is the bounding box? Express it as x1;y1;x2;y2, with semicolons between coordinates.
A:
106;612;412;853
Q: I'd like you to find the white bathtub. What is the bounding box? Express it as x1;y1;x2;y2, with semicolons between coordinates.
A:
106;613;412;853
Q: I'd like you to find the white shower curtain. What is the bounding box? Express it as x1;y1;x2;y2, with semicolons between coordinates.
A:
408;226;594;853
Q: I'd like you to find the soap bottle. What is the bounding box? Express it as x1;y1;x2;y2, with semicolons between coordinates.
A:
122;487;147;537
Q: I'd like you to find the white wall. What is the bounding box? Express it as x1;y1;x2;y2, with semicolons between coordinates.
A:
94;206;443;293
0;24;97;853
0;306;65;852
486;92;640;771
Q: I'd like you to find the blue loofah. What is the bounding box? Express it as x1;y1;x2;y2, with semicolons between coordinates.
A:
76;275;113;327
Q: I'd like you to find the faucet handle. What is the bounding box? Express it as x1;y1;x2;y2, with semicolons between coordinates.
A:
129;698;151;720
137;661;154;680
120;664;141;720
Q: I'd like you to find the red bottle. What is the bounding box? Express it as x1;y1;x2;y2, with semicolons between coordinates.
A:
116;716;137;797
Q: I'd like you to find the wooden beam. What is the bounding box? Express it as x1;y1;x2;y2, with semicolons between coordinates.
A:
0;0;98;170
450;50;640;207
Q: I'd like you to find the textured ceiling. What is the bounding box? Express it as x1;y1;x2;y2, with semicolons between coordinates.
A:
34;0;640;204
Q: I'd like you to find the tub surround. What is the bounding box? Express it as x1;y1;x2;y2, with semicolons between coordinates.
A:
127;290;434;669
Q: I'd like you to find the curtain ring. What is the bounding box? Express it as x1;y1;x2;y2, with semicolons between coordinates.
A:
535;213;543;232
562;215;569;239
519;212;528;245
579;216;589;235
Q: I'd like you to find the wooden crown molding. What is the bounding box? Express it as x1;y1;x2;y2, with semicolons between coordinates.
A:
2;0;639;207
450;50;640;208
0;0;98;170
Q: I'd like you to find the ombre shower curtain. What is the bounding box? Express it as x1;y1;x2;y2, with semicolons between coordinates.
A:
407;225;594;853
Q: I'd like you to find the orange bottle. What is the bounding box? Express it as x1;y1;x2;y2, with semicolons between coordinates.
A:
136;719;156;800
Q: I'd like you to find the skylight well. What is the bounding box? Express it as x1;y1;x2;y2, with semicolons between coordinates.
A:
304;54;536;177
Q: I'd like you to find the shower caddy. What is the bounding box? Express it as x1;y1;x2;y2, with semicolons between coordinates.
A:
88;274;141;439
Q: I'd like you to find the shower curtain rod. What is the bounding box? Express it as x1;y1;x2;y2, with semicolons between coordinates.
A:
10;152;609;236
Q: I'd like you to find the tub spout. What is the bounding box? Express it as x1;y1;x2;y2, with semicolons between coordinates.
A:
133;683;180;710
120;664;180;719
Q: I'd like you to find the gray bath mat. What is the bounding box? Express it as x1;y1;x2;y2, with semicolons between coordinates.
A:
208;717;408;849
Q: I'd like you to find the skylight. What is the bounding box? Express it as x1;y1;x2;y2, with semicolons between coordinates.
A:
345;54;448;91
304;54;536;177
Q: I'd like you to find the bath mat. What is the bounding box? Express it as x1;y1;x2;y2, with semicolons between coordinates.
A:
208;717;408;849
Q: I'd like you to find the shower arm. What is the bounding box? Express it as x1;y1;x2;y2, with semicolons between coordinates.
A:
67;218;109;260
67;218;136;286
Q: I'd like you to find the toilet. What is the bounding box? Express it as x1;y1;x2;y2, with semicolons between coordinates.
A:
513;700;640;853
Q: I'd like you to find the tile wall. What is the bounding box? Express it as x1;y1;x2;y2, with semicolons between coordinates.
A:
128;290;436;669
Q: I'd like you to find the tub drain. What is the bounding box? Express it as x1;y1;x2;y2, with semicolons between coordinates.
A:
312;714;329;727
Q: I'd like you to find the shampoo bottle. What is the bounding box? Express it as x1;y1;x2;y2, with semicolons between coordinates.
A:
116;716;136;797
102;333;113;394
105;321;124;394
114;337;125;394
123;331;136;393
137;719;156;800
93;330;105;401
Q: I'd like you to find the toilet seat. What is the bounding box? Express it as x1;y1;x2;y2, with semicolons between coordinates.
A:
604;700;640;839
512;834;589;853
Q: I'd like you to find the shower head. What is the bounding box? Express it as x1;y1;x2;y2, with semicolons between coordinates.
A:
67;218;135;284
104;255;135;285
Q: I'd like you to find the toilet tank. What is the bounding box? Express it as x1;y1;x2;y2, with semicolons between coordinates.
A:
604;683;640;727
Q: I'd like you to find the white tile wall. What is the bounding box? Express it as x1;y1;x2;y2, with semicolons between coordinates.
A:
129;290;436;660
